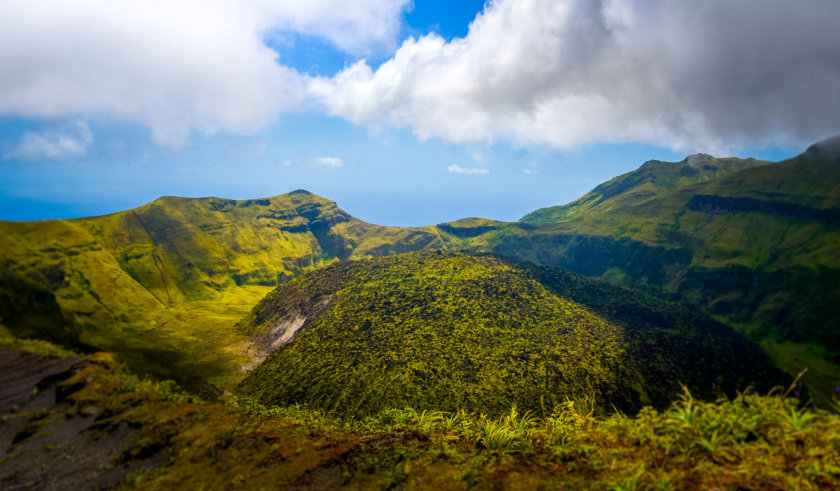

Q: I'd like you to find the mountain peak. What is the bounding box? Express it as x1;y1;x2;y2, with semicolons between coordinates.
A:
804;134;840;161
685;153;716;169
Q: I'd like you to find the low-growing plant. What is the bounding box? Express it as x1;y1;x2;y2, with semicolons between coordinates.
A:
667;386;698;427
785;406;817;430
477;421;519;453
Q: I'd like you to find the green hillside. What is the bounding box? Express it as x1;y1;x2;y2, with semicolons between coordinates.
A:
451;137;840;402
238;252;780;417
521;153;772;224
0;191;446;394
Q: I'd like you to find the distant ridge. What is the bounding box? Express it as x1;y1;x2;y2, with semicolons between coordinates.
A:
805;133;840;158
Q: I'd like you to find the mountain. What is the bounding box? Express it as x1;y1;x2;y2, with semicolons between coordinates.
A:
237;251;780;417
2;136;838;402
452;138;840;401
0;191;445;394
521;153;772;224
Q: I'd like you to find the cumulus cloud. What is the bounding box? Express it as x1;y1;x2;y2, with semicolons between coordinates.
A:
0;0;409;148
447;164;489;174
310;0;840;152
6;121;93;160
311;156;343;168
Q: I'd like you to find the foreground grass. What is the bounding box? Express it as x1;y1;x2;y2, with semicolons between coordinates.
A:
224;390;840;489
6;346;839;489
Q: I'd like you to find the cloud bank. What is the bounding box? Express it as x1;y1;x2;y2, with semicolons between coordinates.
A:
0;0;409;148
2;0;838;153
311;0;840;152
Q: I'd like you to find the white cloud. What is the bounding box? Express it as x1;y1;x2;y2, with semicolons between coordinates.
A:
264;0;411;55
0;0;409;148
311;156;343;168
447;164;489;175
7;120;93;160
310;0;840;153
523;169;537;175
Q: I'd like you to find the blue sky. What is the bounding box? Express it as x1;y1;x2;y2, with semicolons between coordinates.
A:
1;1;836;226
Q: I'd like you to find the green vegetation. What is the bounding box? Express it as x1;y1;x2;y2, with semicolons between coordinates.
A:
1;135;838;412
511;260;784;408
238;252;628;417
521;153;772;224
446;138;840;402
0;191;446;394
5;347;839;489
227;387;840;489
0;325;79;359
238;252;781;417
2;136;840;487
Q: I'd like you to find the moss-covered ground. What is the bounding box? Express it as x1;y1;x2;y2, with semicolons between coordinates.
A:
239;252;628;418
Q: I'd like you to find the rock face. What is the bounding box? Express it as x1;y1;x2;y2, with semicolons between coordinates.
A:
0;348;81;413
235;297;333;373
0;350;163;490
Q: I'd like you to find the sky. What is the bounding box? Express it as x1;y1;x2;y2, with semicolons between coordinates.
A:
1;0;839;226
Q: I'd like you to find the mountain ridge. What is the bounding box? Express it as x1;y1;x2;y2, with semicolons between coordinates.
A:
0;190;448;393
2;135;838;402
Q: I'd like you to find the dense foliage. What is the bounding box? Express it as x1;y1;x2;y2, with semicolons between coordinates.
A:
239;252;627;417
238;252;782;417
513;260;784;408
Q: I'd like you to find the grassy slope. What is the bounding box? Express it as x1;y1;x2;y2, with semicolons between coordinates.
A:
4;344;839;490
0;190;446;393
521;153;772;225
237;252;781;418
513;140;840;313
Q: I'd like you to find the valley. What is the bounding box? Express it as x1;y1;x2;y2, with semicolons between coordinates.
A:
1;136;839;488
